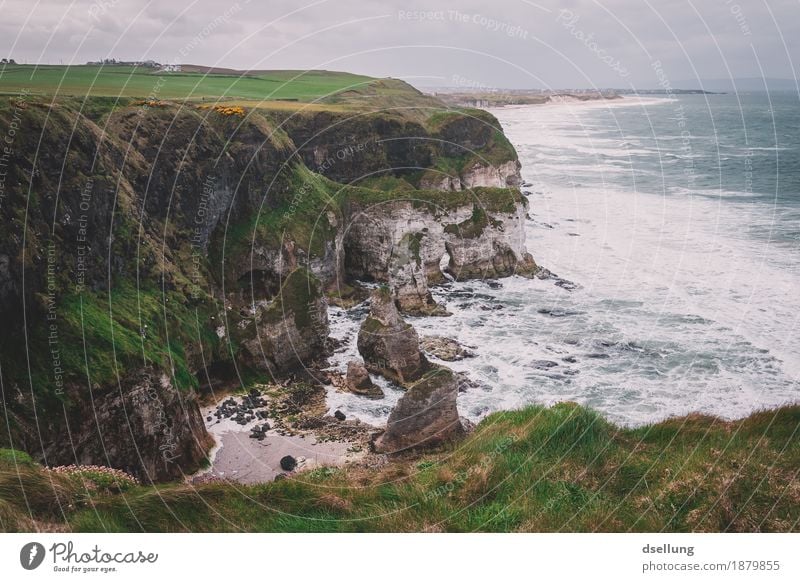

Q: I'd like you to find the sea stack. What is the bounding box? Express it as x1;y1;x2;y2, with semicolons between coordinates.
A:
357;287;429;384
373;366;465;454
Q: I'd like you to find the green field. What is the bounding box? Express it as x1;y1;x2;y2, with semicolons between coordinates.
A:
0;64;375;101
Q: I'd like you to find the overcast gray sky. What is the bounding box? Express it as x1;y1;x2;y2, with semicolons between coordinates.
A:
2;0;799;89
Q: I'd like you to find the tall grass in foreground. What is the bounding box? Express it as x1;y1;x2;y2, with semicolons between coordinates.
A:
2;403;798;532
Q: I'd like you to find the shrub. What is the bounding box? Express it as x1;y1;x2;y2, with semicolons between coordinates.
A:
49;465;138;493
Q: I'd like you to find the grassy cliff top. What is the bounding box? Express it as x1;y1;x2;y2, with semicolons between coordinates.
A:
0;64;444;109
0;64;377;101
1;402;797;532
0;65;470;123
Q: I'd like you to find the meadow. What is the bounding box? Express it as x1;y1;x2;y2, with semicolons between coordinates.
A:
0;64;375;102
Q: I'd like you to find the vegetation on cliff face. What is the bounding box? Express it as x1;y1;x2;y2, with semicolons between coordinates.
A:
443;205;502;239
0;87;523;396
345;185;524;213
279;104;517;191
51;284;218;394
260;267;323;330
424;108;518;173
1;403;797;532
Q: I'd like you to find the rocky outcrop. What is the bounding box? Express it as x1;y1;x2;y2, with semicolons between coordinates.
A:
32;368;212;483
345;360;384;399
344;191;537;311
420;336;475;361
460;160;521;188
442;202;538;280
357;288;429;383
240;268;329;376
373;366;465;454
355;290;468;453
418;173;462;191
388;232;449;316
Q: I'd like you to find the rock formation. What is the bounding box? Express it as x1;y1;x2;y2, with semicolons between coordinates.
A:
460;160;521;188
239;268;329;376
344;193;538;316
356;293;467;454
388;232;449;316
357;288;429;383
373;366;465;454
420;336;475;361
345;360;384;399
41;368;212;483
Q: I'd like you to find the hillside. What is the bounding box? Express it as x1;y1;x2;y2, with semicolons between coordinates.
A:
1;403;798;532
0;80;524;486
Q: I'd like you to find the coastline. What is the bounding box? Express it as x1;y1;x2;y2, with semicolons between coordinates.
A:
487;94;800;425
487;94;677;111
193;387;374;484
193;91;798;484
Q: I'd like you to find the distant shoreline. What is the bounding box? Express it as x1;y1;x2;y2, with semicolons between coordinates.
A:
426;88;723;108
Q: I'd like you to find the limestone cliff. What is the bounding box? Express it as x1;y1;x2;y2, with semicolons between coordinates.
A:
0;84;536;480
343;188;537;313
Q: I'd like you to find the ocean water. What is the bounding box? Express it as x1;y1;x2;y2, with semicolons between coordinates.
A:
327;93;800;427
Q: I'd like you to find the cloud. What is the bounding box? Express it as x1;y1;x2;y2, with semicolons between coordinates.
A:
1;0;798;88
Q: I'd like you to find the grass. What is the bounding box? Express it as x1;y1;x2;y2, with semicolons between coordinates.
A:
0;65;375;102
1;403;797;532
347;184;525;214
212;164;342;282
444;205;501;239
15;281;223;402
0;452;83;532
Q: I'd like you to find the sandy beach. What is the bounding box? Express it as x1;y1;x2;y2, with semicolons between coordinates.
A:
194;394;366;484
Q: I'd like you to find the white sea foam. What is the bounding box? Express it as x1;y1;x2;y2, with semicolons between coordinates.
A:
324;97;800;428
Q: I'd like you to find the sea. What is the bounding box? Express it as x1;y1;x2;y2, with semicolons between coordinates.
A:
326;92;800;427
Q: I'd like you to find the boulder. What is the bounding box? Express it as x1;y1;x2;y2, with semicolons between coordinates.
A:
280;455;297;471
373;366;465;454
334;410;346;421
357;288;429;384
345;360;384;399
420;335;475;361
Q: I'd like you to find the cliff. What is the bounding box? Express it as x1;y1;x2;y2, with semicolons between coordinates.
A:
0;80;537;481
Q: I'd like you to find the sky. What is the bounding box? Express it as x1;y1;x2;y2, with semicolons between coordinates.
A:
1;0;799;89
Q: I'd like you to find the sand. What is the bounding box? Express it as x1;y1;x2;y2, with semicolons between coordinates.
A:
194;398;361;484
